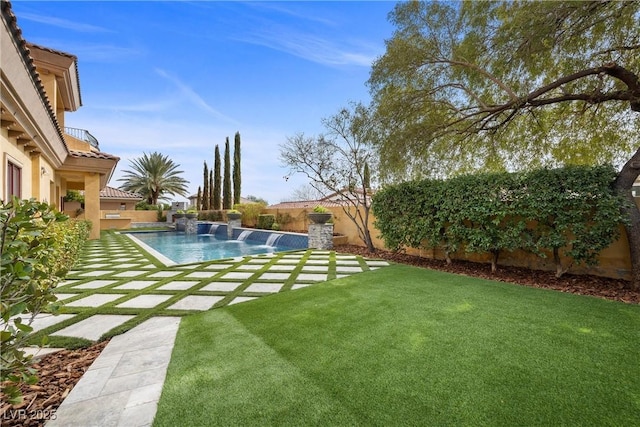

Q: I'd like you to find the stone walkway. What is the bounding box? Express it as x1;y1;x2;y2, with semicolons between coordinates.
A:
31;232;390;426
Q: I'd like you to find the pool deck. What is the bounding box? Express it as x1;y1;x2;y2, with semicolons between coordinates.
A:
22;232;390;426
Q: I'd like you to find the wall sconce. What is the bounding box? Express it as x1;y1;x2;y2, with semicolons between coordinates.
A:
40;166;49;176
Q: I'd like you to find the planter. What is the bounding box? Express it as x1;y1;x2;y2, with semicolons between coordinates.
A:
227;213;242;220
173;213;185;219
308;212;332;224
186;213;198;219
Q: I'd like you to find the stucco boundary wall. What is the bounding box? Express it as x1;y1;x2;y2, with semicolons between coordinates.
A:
264;201;639;281
63;209;160;230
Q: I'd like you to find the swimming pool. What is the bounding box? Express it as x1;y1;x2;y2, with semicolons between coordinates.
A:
126;224;308;265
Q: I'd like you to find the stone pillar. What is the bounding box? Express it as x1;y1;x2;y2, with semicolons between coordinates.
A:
185;218;197;234
227;218;241;239
308;223;333;250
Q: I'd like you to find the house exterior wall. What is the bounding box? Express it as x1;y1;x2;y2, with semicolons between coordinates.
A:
1;132;33;200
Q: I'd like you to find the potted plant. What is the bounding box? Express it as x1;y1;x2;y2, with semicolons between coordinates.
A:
308;205;332;224
186;209;198;219
226;209;242;220
174;209;185;219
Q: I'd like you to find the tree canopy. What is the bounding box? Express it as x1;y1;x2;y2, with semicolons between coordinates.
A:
369;0;639;180
118;152;189;205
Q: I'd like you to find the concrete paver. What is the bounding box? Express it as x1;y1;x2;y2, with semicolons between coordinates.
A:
73;280;118;289
53;315;135;341
245;282;284;293
113;280;158;290
200;281;242;292
48;317;180;427
116;295;173;308
168;295;224;310
65;294;125;307
156;281;200;291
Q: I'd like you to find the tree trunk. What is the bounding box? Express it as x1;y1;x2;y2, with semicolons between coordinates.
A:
363;226;375;253
490;249;500;273
614;146;640;289
553;247;570;278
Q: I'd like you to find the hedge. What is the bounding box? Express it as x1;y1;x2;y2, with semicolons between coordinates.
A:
372;165;628;276
1;198;90;403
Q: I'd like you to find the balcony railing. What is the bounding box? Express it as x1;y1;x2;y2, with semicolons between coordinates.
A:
64;127;100;150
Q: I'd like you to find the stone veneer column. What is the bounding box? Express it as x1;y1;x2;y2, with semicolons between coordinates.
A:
308;223;333;250
185;218;197;234
227;219;241;239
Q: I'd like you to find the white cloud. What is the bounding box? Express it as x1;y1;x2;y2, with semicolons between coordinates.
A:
18;12;111;33
235;28;379;67
155;69;239;124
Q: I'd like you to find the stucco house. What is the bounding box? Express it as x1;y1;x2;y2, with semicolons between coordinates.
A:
1;1;119;239
62;186;143;215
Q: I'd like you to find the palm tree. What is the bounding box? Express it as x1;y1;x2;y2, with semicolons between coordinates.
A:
118;152;189;205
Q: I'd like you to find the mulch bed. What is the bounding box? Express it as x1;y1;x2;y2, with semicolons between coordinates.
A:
337;244;640;304
2;245;637;426
1;341;108;427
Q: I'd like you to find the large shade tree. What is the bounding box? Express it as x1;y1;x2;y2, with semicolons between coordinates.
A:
118;152;189;205
369;0;640;287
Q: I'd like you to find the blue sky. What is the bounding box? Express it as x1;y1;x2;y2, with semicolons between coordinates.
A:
11;1;397;205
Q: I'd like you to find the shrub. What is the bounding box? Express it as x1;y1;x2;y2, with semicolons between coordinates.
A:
234;203;266;227
276;212;293;228
156;205;166;222
257;214;276;230
198;210;223;221
1;198;90;403
372;165;626;276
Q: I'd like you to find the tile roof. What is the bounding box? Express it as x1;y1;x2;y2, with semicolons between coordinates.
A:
100;186;142;200
267;200;344;209
68;150;120;161
27;42;82;106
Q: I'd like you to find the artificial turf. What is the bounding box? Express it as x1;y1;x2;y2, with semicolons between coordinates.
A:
154;264;640;426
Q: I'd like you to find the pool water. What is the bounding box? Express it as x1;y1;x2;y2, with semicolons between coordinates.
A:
129;231;305;264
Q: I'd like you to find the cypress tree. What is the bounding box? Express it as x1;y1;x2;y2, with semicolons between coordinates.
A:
209;170;214;210
223;137;232;209
213;145;221;210
196;186;202;210
363;162;371;190
233;131;241;205
202;162;209;211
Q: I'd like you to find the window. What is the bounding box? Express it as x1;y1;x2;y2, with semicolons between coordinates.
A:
7;161;21;199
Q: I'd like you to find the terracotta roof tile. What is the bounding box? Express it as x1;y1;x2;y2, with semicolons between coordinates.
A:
267;200;344;209
68;150;119;161
100;186;142;200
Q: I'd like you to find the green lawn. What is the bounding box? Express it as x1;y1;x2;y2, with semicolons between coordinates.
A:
154;264;640;426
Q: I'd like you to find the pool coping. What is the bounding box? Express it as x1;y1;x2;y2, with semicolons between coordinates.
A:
124;233;177;267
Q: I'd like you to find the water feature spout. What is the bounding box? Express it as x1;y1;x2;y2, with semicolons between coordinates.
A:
237;230;253;241
208;224;219;234
266;233;283;247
